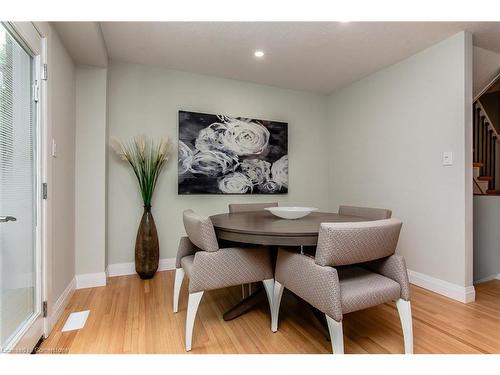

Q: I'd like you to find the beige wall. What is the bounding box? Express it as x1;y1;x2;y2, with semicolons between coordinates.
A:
327;32;473;288
75;65;107;277
473;196;500;282
107;60;330;264
106;32;475;294
49;31;77;300
74;31;476;302
473;46;500;99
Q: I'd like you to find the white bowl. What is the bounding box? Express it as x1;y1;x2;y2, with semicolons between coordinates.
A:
264;206;318;220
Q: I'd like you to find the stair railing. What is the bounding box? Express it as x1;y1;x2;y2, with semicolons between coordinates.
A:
474;100;499;192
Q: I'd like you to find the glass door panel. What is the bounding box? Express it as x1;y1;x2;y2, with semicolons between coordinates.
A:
0;22;37;351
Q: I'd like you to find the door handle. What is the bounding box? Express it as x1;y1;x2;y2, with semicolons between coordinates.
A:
0;216;17;223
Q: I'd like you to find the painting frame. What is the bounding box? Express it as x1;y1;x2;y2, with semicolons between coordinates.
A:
178;110;288;195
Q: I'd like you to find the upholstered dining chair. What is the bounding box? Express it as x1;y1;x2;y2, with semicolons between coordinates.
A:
272;218;413;354
173;209;275;351
228;202;278;298
228;202;278;213
338;205;392;220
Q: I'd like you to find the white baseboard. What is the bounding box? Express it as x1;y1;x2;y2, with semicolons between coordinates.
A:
49;277;76;331
474;273;500;284
408;269;476;303
75;272;107;289
159;258;176;271
106;257;176;278
106;262;135;277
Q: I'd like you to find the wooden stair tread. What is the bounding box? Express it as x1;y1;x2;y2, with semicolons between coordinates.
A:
486;190;500;195
473;162;483;168
478;176;493;181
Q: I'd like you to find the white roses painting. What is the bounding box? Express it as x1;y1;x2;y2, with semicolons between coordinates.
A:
178;111;288;194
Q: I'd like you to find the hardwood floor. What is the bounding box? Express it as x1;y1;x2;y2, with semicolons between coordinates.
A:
39;271;500;354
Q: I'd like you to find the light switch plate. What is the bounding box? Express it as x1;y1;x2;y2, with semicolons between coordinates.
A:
443;151;453;166
51;139;57;157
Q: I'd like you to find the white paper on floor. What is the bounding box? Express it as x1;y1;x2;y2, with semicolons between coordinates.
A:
61;310;90;332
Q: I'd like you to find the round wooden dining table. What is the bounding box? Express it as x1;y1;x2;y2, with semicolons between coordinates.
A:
209;210;368;321
210;210;366;246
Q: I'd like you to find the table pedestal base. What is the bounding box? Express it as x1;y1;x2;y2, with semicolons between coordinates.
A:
223;285;266;321
222;283;331;341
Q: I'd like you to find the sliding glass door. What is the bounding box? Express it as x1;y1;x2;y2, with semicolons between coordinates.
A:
0;22;43;353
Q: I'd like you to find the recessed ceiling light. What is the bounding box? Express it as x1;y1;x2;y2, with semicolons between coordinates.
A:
254;50;265;58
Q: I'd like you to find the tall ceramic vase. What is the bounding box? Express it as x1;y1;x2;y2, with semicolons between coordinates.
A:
135;205;159;279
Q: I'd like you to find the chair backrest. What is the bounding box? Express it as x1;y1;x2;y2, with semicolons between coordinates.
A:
182;209;219;252
315;218;402;267
338;205;392;220
228;202;278;213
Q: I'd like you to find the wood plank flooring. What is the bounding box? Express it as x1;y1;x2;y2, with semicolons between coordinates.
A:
39;271;500;354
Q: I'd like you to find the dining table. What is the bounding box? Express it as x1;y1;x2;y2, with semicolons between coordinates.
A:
209;210;368;322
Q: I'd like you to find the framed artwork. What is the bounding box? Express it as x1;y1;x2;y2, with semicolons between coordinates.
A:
178;110;288;194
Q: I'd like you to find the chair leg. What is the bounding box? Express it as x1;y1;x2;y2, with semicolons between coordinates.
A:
173;268;185;313
185;291;204;352
241;283;254;299
271;280;284;332
325;315;344;354
396;299;413;354
262;279;275;328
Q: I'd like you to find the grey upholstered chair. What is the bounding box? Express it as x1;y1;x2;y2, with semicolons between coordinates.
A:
228;202;278;297
228;202;278;213
272;218;413;354
173;209;275;351
338;205;392;220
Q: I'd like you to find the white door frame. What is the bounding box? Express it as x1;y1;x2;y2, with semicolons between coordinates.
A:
2;21;48;353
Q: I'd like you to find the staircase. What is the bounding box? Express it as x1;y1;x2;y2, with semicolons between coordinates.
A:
473;101;500;195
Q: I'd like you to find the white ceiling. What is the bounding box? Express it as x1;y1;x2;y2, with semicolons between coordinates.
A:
62;22;500;94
